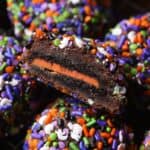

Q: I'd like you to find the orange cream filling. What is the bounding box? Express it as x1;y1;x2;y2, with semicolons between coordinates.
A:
32;58;100;88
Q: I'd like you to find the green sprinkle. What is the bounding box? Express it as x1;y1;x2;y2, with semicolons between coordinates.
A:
72;8;78;14
100;115;105;120
130;68;137;76
83;114;90;122
83;137;89;147
45;141;50;146
69;142;79;150
129;43;138;53
140;30;148;37
59;107;66;112
50;132;57;141
63;10;70;18
0;62;7;72
106;127;111;132
83;24;89;32
52;141;58;147
39;13;46;20
86;118;96;127
53;39;60;47
92;17;99;24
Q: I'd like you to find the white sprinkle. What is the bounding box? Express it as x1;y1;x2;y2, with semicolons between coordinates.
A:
127;31;136;43
74;36;84;48
97;47;108;56
67;122;73;130
0;52;4;62
113;84;126;95
87;98;94;105
0;97;12;106
117;143;126;150
44;123;55;135
59;37;70;49
0;76;4;91
70;123;82;141
56;128;69;141
68;0;81;5
38;115;47;125
25;29;33;37
8;78;20;86
119;130;124;142
111;27;122;36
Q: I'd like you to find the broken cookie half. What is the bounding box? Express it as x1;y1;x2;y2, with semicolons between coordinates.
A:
25;33;128;113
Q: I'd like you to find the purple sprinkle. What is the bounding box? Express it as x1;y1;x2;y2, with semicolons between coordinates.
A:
37;140;44;149
147;39;150;47
96;120;106;126
23;141;29;150
105;34;117;41
117;35;126;49
2;73;9;79
96;52;105;60
31;133;42;139
71;111;82;116
112;139;117;149
1;91;7;98
128;25;139;31
79;141;87;150
6;59;12;65
59;141;65;149
109;63;117;72
5;85;13;100
94;131;101;141
32;123;41;132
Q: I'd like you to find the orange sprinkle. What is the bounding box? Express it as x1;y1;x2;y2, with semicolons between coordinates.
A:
111;128;116;136
59;111;65;118
28;139;39;149
5;66;14;73
7;2;13;7
100;132;110;138
89;128;96;137
108;137;113;144
136;48;143;56
35;29;45;39
51;0;57;3
29;23;36;31
82;125;89;137
84;16;91;23
90;49;97;55
22;15;30;22
21;6;27;12
134;19;141;26
84;6;91;15
50;108;58;117
46;10;53;17
136;33;143;44
107;119;113;128
129;18;135;25
77;117;86;125
136;65;143;72
122;52;131;57
97;141;103;150
44;114;52;124
141;20;149;28
52;28;59;33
